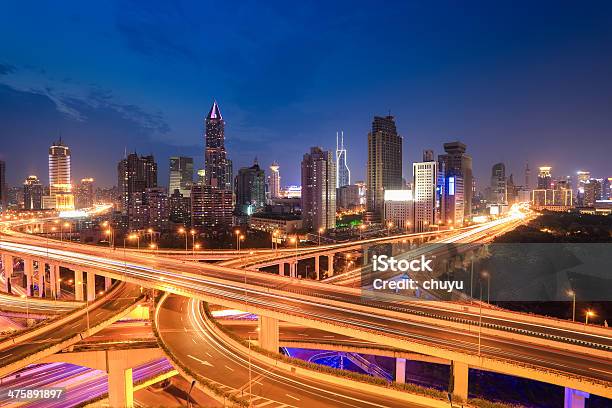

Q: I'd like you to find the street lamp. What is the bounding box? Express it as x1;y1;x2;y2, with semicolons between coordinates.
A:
234;229;241;250
63;222;71;242
178;227;188;260
585;310;595;325
387;221;393;236
239;235;245;251
150;243;158;255
567;290;576;322
481;271;490;303
318;227;324;246
359;224;366;240
20;294;29;323
190;229;196;257
272;230;278;250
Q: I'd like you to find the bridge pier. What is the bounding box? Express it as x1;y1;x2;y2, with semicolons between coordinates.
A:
450;360;468;402
564;388;589;408
258;315;279;353
48;263;57;299
2;253;13;292
314;256;320;280
87;272;96;301
289;261;297;278
395;357;406;383
327;254;334;276
24;257;33;296
105;276;112;290
75;270;84;301
37;260;44;297
107;352;135;408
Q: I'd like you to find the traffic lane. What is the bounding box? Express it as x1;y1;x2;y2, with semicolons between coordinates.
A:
0;284;142;368
158;295;425;408
81;323;154;343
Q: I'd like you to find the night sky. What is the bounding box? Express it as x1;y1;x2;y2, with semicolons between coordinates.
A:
1;1;611;189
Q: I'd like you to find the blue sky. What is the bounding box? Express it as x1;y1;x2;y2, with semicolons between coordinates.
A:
1;0;611;188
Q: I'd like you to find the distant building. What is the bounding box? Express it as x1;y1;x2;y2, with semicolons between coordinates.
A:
383;190;413;231
301;147;336;232
336;131;350;188
75;178;95;209
48;138;74;210
366;115;402;221
204;101;232;190
490;163;507;204
169;189;191;226
441;174;464;226
355;181;367;206
532;176;573;210
235;159;266;217
191;184;233;229
437;141;472;218
268;162;281;200
23;175;43;210
144;187;170;231
169;156;194;198
0;161;6;212
337;184;361;210
537;166;552;189
249;213;303;235
117;153;158;217
583;178;603;207
413;152;439;232
280;185;301;198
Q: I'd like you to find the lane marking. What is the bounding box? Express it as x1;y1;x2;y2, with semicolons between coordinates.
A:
187;354;213;366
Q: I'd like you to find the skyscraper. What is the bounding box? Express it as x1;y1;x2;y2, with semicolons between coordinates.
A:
75;178;95;209
301;147;336;232
537;166;552;189
437;141;472;218
117;153;158;214
336;131;350;188
413;151;438;232
169;156;194;197
48;138;74;210
23;175;43;210
524;162;531;189
191;184;233;229
490;163;507;204
268;162;281;199
0;160;6;212
366;115;403;220
204;101;231;190
235;158;266;216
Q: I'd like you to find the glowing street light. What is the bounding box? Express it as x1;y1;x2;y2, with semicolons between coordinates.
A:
178;227;188;260
585;310;595;325
318;227;324;246
235;229;242;251
567;290;576;322
481;271;491;303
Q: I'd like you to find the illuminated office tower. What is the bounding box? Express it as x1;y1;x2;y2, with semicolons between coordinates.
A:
413;152;438;232
47;138;74;210
583;179;603;207
537;166;552;189
117;153;158;214
336;131;351;188
235;158;266;216
366;115;403;220
524;162;531;190
0;160;6;212
75;178;94;209
576;170;590;206
204;101;231;190
301;147;336;232
384;190;413;231
268;162;281;199
23;175;43;210
437;141;472;218
490;163;507;204
169;156;194;197
191;184;233;229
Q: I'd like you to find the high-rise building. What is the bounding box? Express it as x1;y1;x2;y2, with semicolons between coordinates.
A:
366;115;403;220
384;190;413;231
576;170;590;206
191;184;233;229
413;152;438;232
117;153;158;221
336;131;350;188
301;147;336;232
524;162;531;190
204;101;231;190
537;166;552;189
235;158;266;216
23;175;43;210
169;189;191;226
0;160;6;212
169;156;194;197
490;163;507;204
337;185;361;210
584;179;603;207
268;162;281;200
144;187;170;230
441;174;464;226
437;141;472;218
75;178;94;209
48;138;74;210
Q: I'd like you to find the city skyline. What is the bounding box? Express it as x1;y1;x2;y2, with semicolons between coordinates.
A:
1;1;612;187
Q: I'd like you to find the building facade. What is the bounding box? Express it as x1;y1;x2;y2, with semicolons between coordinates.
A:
204;101;232;190
437;141;472;219
383;189;413;231
191;184;233;229
301;147;336;232
413;153;438;232
0;161;6;212
336;131;350;188
366;115;403;221
48;139;74;210
268;162;281;199
169;156;194;197
117;153;158;225
337;184;361;210
490;163;507;204
75;178;95;209
235;159;266;216
23;175;43;210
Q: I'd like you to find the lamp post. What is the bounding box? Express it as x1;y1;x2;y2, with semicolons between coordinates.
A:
239;235;245;252
567;290;576;322
585;310;595;325
190;229;196;257
235;229;241;250
178;227;188;260
64;222;71;242
318;227;324;246
271;230;277;250
387;221;393;236
150;243;158;255
481;271;490;303
478;282;483;357
359;224;366;240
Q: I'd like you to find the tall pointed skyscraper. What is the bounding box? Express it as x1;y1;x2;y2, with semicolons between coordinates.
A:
336;131;350;188
204;101;231;190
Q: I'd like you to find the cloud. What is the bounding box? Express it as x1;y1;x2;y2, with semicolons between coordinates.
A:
0;63;16;75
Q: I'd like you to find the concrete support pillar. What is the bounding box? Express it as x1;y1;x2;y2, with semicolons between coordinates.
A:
86;272;96;301
564;388;589;408
49;264;57;299
74;270;84;301
55;265;61;296
107;353;134;408
105;276;112;290
314;256;320;280
362;249;369;266
37;260;44;297
279;263;285;277
24;258;33;296
289;261;297;278
395;358;406;383
258;315;280;353
450;361;469;402
327;254;334;277
2;254;13;292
